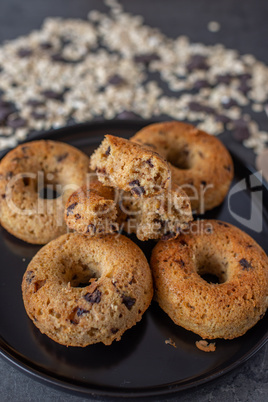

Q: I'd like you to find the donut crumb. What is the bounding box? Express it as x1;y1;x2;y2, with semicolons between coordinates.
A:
195;340;216;352
165;338;177;348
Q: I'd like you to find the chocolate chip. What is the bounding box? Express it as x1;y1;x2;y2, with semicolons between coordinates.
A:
238;73;251;81
146;158;154;168
51;53;83;64
75;214;81;220
105;146;111;156
84;289;102;304
108;74;126;86
131;186;145;197
174;258;185;266
217;221;229;228
56;152;68;162
0;104;16;122
27;99;45;107
134;53;160;64
40;41;53;50
161;231;176;241
96;167;106;174
26;270;35;284
224;165;232;172
193;80;210;90
66;202;78;215
238;80;251;94
23;177;30;186
31;111;46;120
7;117;27;128
122;295;136;310
179;239;188;246
188;101;214;114
187;55;208;72
215;114;232;124
76;307;89;317
41;90;64;101
239;258;253;270
129;179;141;187
60;36;72;47
201;180;207;186
111;328;119;334
17;48;33;58
222;98;238;109
232;119;251;142
198;151;204;158
216;74;233;85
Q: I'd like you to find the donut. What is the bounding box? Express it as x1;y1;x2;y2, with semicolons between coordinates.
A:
151;220;268;339
90;135;171;197
22;233;153;347
65;180;126;235
121;185;192;241
131;121;234;212
0;140;89;244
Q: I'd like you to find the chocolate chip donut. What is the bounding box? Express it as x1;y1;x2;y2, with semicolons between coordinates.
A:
121;184;193;241
0;140;90;244
131;121;234;212
151;220;268;339
22;233;153;347
65;180;126;236
90;135;171;197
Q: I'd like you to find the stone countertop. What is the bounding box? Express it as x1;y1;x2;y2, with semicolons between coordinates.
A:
0;1;267;401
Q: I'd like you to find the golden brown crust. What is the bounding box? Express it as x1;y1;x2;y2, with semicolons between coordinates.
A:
0;140;90;244
131;121;234;212
90;134;171;197
22;233;153;347
151;220;268;339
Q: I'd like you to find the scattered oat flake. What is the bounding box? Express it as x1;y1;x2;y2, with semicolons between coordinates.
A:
195;340;216;352
165;338;177;348
207;21;221;32
0;0;267;154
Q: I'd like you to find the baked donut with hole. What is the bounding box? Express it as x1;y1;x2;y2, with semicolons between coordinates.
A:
22;233;153;347
151;220;268;339
0;140;90;244
131;121;234;213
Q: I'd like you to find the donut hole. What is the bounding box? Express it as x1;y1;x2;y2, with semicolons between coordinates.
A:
197;255;228;284
167;147;191;170
68;261;101;288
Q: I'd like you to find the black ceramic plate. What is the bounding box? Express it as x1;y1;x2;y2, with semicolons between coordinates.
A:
0;120;267;398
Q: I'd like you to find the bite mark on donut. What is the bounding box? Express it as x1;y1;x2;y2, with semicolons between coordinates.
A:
84;288;102;304
122;295;136;310
239;258;253;270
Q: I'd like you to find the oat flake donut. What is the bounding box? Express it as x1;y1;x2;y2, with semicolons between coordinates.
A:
151;220;268;339
131;121;234;212
0;140;90;244
22;233;153;347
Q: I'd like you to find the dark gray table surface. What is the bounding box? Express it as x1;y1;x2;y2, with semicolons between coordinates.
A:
0;1;267;401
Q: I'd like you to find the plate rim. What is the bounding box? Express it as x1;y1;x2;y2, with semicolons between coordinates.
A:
0;120;267;398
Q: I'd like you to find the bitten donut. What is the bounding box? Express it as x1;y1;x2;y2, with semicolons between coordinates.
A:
90;135;171;197
65;180;126;235
151;220;268;339
120;185;192;241
22;233;153;347
131;121;234;212
0;140;90;244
